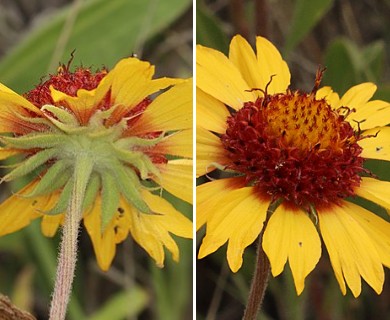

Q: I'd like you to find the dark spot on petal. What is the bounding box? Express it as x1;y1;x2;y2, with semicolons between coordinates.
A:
298;242;302;247
117;207;124;215
32;200;38;206
376;146;383;152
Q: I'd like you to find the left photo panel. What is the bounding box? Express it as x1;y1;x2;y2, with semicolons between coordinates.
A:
0;1;193;319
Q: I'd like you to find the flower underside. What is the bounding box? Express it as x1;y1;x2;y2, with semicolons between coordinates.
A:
1;64;165;230
221;85;367;210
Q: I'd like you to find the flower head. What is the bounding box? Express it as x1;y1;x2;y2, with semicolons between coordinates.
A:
197;35;390;297
0;57;193;270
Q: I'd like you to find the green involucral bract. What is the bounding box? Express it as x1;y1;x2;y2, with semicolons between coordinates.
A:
1;104;164;231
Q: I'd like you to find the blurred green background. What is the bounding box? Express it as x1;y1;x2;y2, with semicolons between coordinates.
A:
0;0;192;319
196;0;390;319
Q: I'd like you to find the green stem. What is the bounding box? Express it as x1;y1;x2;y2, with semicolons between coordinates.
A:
49;156;92;320
242;231;270;320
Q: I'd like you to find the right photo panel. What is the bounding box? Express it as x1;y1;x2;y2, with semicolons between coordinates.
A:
196;1;390;319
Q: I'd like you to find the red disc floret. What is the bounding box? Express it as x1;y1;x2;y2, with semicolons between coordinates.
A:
24;63;108;107
24;61;154;128
221;92;366;210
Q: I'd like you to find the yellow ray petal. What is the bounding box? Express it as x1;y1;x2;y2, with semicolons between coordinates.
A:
0;90;42;115
347;100;390;131
114;75;181;111
50;86;97;125
316;86;340;108
102;58;183;126
196;177;246;229
229;35;264;91
120;198;166;267
197;88;230;133
142;190;192;238
128;192;186;263
41;214;63;237
196;127;229;177
0;148;21;160
128;189;193;264
318;203;384;297
339;83;377;109
109;78;184;126
359;127;390;161
129;215;165;267
317;85;386;130
95;228;116;271
225;191;269;272
198;187;266;261
152;129;192;158
345;201;390;267
0;91;45;134
156;159;193;204
0;180;56;236
146;219;180;262
255;36;290;94
130;80;192;135
197;44;255;110
84;197;117;271
356;177;390;211
262;205;321;294
0;83;18;94
110;58;154;105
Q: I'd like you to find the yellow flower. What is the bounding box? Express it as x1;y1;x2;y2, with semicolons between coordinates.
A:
0;57;193;271
196;35;390;297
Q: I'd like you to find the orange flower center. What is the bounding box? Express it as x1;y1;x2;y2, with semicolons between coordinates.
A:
221;90;366;210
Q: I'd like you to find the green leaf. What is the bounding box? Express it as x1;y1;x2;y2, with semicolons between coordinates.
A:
284;0;334;54
374;84;390;101
88;287;148;320
196;4;229;53
361;41;385;82
322;38;359;94
0;0;191;93
323;38;386;94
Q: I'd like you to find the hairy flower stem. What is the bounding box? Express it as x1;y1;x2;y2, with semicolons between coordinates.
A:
49;156;93;320
242;230;270;320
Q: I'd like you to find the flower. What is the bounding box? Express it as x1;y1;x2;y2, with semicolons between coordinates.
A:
196;35;390;297
0;57;193;271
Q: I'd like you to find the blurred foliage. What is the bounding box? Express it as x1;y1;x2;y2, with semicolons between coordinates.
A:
0;0;192;319
323;38;385;94
197;0;390;319
0;0;192;92
196;2;229;54
284;0;334;54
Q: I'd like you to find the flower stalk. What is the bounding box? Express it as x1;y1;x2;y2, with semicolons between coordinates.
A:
242;226;270;320
0;57;192;319
49;155;93;320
